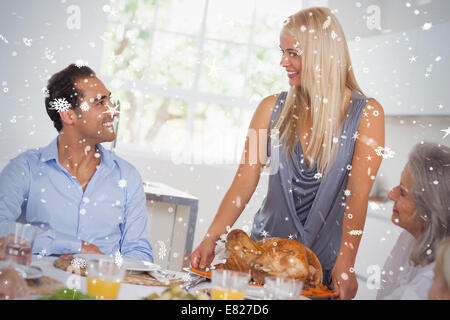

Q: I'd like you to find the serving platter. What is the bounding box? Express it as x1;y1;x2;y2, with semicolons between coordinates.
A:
184;267;335;300
74;254;161;272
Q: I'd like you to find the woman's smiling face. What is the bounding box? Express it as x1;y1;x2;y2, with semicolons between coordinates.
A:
388;166;424;238
279;30;302;88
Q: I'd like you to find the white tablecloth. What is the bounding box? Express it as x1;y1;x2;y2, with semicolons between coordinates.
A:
27;256;189;300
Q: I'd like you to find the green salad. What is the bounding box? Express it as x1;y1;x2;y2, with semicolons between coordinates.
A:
143;285;209;300
38;288;95;300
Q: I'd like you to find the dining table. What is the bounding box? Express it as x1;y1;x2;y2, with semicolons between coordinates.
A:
12;256;318;301
19;255;210;300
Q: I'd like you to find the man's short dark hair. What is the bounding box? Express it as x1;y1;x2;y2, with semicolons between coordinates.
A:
45;64;96;132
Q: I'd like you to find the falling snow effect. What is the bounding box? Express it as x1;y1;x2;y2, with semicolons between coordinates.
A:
441;126;450;139
260;230;270;238
0;3;448;300
103;103;120;119
49;97;71;112
157;240;167;260
374;146;395;159
115;251;124;267
322;16;331;30
71;257;86;269
118;179;127;188
80;101;90;111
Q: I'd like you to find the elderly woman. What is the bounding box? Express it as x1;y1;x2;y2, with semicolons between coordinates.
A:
376;142;450;300
428;238;450;300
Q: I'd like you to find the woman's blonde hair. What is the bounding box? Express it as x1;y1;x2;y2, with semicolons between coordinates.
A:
274;7;363;174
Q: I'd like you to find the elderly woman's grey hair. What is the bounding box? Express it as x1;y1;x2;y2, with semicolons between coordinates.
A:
407;142;450;266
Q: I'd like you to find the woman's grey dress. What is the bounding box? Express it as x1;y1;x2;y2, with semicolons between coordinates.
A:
250;90;369;287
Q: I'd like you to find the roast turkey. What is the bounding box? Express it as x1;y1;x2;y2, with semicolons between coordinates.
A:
215;229;323;289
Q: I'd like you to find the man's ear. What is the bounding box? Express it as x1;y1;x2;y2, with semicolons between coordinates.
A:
59;109;78;127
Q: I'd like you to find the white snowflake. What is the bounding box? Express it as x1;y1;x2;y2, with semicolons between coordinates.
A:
314;172;323;180
409;55;418;63
114;251;124;267
118;179;127;188
102;103;120;119
80;101;90;112
260;230;270;238
322;16;331;30
182;272;192;283
422;22;432;31
42;87;50;98
331;30;338;39
49;97;71;112
441;126;450;139
44;48;55;60
37;248;47;259
157;241;167;260
22;37;32;47
0;34;8;44
206;59;222;78
71;257;86;269
348;230;364;236
294;41;303;56
374;146;395;159
75;59;87;68
344;189;351;197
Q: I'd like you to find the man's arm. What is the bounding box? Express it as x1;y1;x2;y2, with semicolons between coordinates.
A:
119;167;154;262
0;154;85;256
0;156;29;223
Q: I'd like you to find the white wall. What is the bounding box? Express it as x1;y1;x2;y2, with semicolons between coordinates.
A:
0;0;108;167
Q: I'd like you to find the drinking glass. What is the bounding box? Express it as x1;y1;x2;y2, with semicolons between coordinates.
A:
0;222;7;261
2;222;38;266
263;276;303;300
86;258;126;300
211;269;250;300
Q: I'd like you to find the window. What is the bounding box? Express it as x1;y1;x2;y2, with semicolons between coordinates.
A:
101;0;318;164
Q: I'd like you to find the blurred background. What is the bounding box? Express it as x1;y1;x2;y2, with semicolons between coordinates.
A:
1;0;449;299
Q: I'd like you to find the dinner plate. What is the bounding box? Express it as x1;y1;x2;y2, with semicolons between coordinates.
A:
0;261;43;280
74;254;161;272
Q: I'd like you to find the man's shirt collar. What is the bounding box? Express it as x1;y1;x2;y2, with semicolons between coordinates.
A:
39;137;115;170
39;137;58;163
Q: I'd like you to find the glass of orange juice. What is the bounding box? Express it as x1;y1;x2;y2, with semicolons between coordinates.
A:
86;258;125;300
211;269;250;300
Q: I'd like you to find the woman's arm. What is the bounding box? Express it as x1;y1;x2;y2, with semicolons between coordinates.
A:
191;94;279;268
332;98;385;299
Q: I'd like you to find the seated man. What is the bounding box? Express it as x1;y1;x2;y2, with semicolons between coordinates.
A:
0;64;153;262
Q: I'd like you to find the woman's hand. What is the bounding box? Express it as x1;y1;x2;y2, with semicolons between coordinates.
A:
190;237;216;269
331;256;358;300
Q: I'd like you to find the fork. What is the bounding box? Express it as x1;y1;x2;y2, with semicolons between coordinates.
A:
181;275;209;291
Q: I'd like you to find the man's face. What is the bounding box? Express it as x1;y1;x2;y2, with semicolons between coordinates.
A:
72;76;119;144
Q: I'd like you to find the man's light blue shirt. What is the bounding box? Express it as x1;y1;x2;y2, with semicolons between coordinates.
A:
0;137;153;262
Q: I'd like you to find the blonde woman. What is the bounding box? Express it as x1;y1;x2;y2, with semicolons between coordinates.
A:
429;238;450;300
191;7;385;299
377;143;450;300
